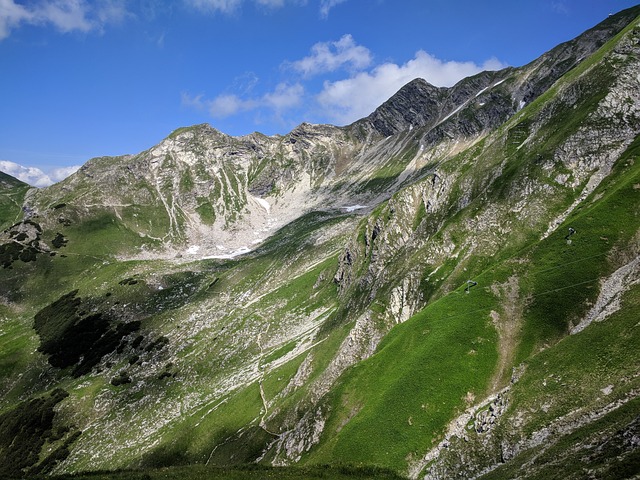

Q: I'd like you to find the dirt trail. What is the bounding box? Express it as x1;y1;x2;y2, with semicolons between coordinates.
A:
489;275;525;392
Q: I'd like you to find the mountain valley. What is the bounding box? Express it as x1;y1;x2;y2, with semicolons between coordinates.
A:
1;6;640;480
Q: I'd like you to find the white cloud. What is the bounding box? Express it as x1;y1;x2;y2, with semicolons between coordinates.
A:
0;161;52;187
184;0;301;14
319;0;347;18
37;0;93;33
0;0;128;40
0;0;34;39
49;165;82;182
0;160;80;187
185;0;339;16
551;1;569;14
182;82;304;119
208;94;257;117
317;50;507;124
255;0;286;6
263;82;304;110
290;34;372;77
185;0;243;14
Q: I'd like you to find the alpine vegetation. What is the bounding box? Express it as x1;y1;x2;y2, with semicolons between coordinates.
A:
0;6;639;480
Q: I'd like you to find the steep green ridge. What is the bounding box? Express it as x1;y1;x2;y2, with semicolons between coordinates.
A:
0;8;639;480
0;172;29;229
277;12;639;474
307;132;640;476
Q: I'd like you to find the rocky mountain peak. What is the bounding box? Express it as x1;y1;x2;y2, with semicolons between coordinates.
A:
362;78;447;137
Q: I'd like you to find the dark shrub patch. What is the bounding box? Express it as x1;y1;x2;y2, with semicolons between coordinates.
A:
0;220;46;267
144;336;169;353
0;389;80;477
131;334;144;349
0;241;22;268
18;244;38;262
111;371;132;386
52;233;68;248
33;291;141;377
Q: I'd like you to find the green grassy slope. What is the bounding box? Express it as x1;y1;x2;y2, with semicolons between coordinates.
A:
307;131;639;477
0;172;29;230
0;204;362;475
296;17;640;476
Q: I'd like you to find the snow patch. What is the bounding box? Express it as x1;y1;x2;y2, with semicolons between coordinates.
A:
439;103;466;124
186;245;201;255
204;246;251;260
475;86;489;98
252;196;271;214
342;205;367;212
476;79;505;98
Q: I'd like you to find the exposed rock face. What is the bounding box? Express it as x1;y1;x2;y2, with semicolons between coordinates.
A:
364;79;448;137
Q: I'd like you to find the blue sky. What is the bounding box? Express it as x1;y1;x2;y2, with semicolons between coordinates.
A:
1;0;638;185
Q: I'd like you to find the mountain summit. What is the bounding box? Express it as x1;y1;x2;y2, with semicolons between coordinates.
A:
0;6;639;480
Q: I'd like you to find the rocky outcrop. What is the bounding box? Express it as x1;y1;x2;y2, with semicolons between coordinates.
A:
362;79;447;137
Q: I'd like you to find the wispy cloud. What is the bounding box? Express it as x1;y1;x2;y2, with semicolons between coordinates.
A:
255;0;287;7
0;160;80;187
182;82;304;119
49;165;82;183
551;1;569;15
185;0;344;17
319;0;347;18
0;0;128;40
0;0;32;40
289;34;372;77
262;82;305;110
184;0;304;14
184;0;243;14
317;51;507;124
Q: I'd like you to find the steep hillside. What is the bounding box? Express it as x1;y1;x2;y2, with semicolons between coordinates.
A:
0;6;639;480
0;172;29;229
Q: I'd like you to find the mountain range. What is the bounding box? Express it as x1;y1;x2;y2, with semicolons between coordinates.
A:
1;6;639;479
